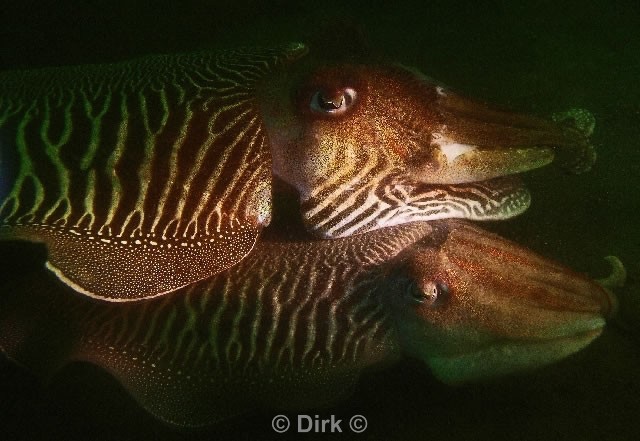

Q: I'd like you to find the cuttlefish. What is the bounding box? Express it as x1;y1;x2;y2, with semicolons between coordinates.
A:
0;220;616;427
0;43;595;301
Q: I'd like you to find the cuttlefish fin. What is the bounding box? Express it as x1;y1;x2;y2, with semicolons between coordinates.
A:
2;224;260;302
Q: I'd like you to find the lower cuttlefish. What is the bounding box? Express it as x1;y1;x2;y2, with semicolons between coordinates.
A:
0;220;621;427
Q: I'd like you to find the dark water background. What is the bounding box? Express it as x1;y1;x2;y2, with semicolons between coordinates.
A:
1;0;639;440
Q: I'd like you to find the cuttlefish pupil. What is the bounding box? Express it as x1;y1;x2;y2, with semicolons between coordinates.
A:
405;274;449;307
310;87;357;114
422;281;450;307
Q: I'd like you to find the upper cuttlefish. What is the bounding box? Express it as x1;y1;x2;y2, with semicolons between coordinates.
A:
0;43;596;300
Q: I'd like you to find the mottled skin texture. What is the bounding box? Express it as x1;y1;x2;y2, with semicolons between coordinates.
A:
0;220;614;426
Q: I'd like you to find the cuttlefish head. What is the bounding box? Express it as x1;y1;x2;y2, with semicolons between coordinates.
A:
262;62;595;238
387;220;615;384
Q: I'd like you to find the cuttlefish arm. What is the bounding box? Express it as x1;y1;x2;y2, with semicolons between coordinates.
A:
423;93;596;181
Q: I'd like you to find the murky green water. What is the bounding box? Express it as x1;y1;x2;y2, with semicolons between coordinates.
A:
1;1;638;440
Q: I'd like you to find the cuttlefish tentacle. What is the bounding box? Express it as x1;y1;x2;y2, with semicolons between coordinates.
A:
594;255;639;334
595;255;627;289
595;256;626;320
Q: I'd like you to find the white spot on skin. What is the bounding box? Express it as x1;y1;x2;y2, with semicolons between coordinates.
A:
438;142;477;164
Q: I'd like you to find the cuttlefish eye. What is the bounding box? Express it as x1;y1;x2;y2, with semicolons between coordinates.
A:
310;87;357;115
410;280;450;307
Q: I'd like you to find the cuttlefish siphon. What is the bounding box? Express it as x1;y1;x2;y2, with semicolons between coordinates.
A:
0;43;596;301
0;220;616;427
